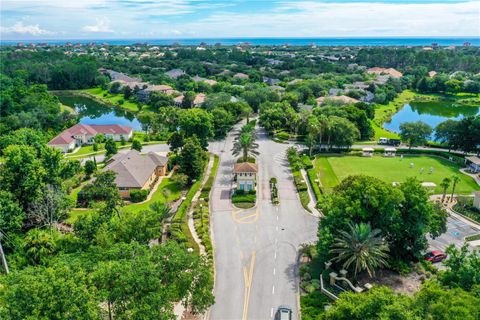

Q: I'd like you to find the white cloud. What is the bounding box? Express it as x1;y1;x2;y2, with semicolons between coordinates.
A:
0;22;54;35
82;17;113;33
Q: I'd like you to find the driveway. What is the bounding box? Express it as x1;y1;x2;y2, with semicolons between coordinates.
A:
208;122;318;320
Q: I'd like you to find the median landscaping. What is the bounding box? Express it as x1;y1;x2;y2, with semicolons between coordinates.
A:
232;190;256;208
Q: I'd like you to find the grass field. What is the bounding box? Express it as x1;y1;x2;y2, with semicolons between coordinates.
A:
81;87;141;112
122;178;182;214
315;155;479;195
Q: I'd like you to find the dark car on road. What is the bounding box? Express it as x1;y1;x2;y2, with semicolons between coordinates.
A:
276;305;292;320
424;250;447;263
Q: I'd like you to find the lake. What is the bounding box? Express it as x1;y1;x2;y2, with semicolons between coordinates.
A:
383;101;480;136
57;95;142;131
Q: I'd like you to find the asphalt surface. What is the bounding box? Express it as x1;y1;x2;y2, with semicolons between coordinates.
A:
208;122;318;320
428;214;480;252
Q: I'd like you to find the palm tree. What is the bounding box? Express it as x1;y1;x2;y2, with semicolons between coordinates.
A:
150;202;172;220
232;131;259;162
330;222;389;278
306;116;320;156
450;175;461;202
440;177;451;203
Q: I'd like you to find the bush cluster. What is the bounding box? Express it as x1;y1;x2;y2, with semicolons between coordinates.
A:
129;189;149;203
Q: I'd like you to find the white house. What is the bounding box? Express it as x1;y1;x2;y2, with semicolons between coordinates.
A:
234;162;258;191
48;123;133;153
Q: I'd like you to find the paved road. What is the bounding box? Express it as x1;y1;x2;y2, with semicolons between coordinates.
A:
429;214;480;252
208;122;318;320
78;143;170;164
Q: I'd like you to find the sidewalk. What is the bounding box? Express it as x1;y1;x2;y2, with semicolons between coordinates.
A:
187;154;215;255
300;169;322;217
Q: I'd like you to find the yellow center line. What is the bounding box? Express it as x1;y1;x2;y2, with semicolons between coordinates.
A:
242;251;256;320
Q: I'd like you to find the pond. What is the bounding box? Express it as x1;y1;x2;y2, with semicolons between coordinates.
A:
383;101;480;136
57;94;142;131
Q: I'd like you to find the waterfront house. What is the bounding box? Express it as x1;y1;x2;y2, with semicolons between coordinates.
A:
234;162;258;191
316;95;360;106
104;150;168;198
48;124;133;153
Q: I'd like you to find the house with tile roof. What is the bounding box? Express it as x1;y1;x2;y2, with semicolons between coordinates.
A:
233;162;258;191
48;123;133;153
104;150;168;198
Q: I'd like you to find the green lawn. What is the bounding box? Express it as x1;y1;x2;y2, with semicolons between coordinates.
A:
122;178;182;214
315;155;479;195
65;140;166;159
65;208;94;225
82;87;141;112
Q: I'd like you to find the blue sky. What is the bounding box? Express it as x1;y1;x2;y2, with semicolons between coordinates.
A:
1;0;479;40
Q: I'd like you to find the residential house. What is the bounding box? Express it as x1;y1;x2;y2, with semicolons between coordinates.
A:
48;124;133;153
233;73;249;79
192;75;218;86
103;150;168;198
173;93;206;107
367;67;403;78
234;162;258;191
316;95;360;106
465;156;480;173
165;69;186;79
137;84;174;101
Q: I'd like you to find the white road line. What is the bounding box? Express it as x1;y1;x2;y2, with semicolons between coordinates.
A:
276;215;279;221
272;285;275;294
274;251;277;259
276;226;279;231
271;308;274;318
273;268;276;275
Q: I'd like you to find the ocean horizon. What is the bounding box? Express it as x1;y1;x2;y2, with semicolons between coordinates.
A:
1;37;479;47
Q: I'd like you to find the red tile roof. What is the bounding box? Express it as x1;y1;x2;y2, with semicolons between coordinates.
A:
47;124;132;146
234;162;258;173
48;133;75;145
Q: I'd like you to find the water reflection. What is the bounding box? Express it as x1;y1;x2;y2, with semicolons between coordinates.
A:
57;95;142;131
383;101;480;134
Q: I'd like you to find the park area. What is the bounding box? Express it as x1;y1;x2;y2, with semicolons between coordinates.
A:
314;155;479;195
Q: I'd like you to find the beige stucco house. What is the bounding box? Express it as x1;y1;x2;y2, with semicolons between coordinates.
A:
103;150;168;198
234;162;258;191
48;123;133;153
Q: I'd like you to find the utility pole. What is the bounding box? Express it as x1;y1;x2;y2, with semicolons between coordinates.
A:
0;236;9;274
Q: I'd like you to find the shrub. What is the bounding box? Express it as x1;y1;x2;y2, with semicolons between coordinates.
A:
129;189;149;202
171;173;189;189
276;131;290;141
232;192;256;203
302;155;314;169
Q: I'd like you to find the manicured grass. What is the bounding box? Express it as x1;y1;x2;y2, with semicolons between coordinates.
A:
234;202;255;209
66;208;94;225
82;87;141;112
315;155;479;195
313;157;339;193
122;178;182;214
65;140;166;159
465;234;480;242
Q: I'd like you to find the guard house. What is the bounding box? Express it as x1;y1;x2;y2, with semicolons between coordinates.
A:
465;156;480;173
233;162;258;191
362;148;374;157
384;147;396;157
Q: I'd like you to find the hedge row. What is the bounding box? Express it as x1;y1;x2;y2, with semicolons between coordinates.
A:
193;155;219;259
306;168;322;200
169;161;208;252
232;193;256;204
